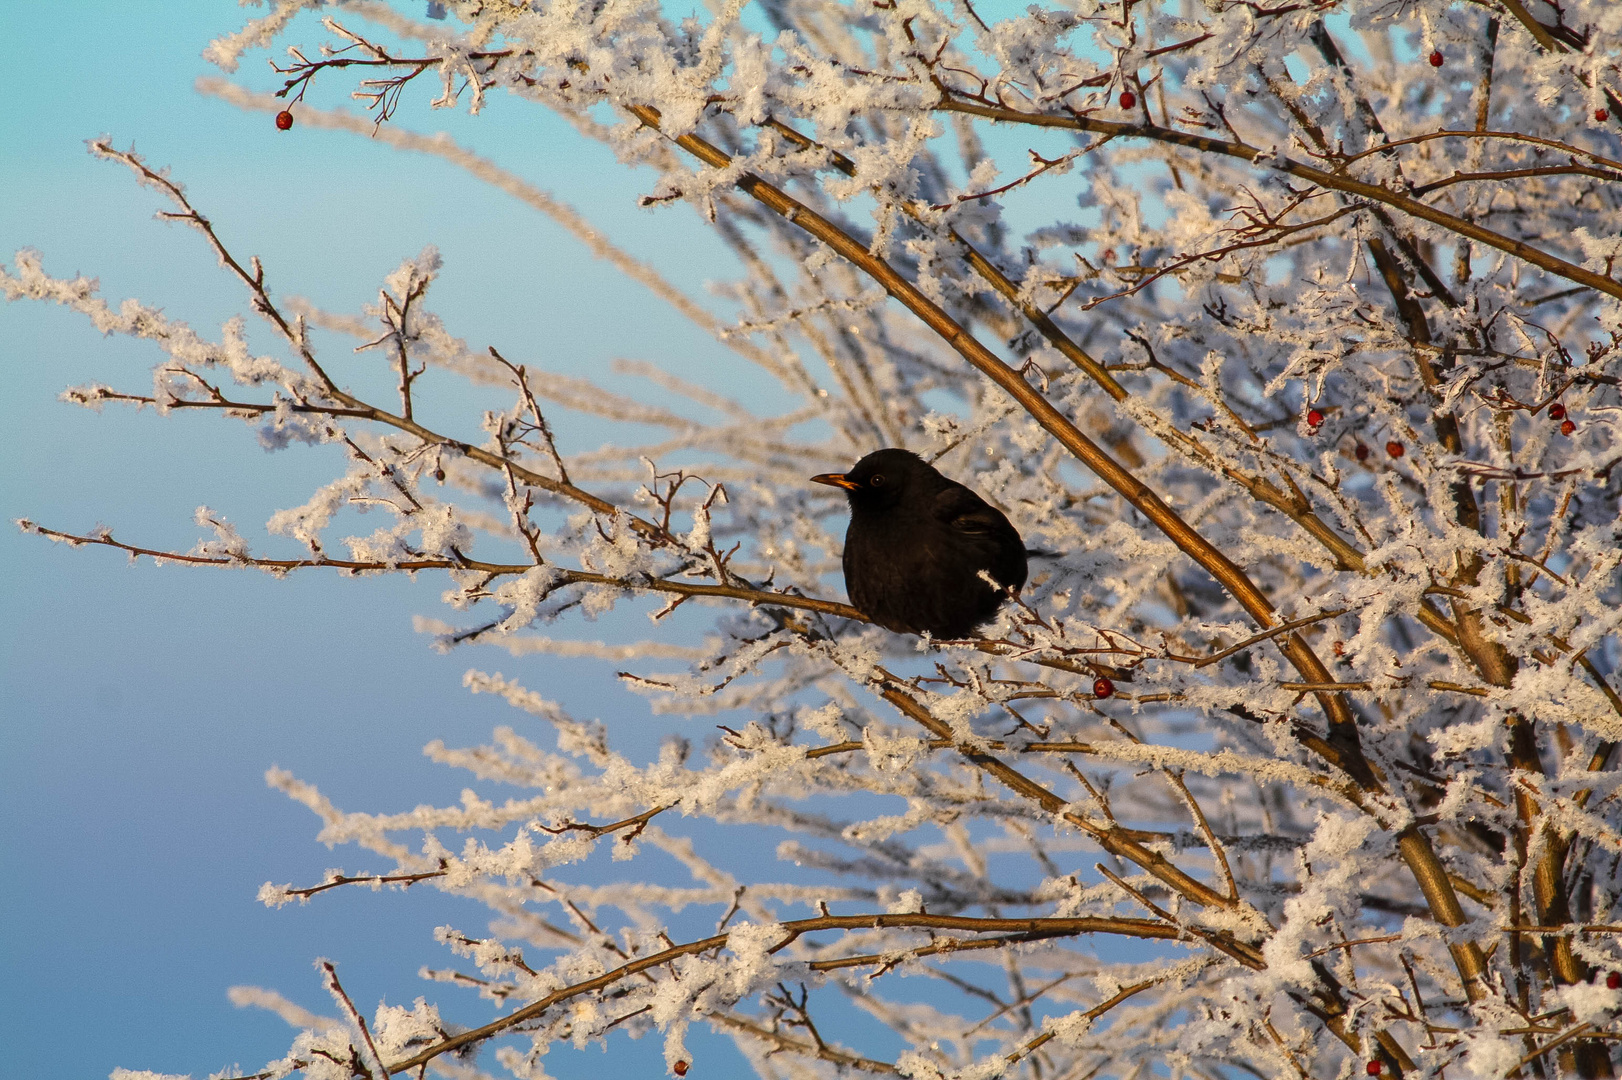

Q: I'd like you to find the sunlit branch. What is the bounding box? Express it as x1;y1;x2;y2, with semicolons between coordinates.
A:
381;912;1195;1074
934;99;1622;302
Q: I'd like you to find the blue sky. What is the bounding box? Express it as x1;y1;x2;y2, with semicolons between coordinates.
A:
0;4;766;1076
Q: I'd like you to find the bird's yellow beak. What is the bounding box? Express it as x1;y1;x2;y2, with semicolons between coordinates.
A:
810;472;860;491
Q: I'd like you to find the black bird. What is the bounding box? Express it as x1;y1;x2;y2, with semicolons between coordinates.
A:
811;448;1027;638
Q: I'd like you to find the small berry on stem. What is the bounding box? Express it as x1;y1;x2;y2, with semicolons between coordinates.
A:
1367;1062;1383;1076
1093;677;1115;699
674;1062;690;1077
1560;419;1576;436
1354;443;1370;461
1119;90;1136;109
1548;402;1566;420
1428;50;1444;67
1386;440;1404;459
275;110;294;131
1607;971;1621;990
1306;408;1324;428
1598;109;1611;123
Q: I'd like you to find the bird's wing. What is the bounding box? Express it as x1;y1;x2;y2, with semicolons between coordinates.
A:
933;482;1014;537
932;480;1029;595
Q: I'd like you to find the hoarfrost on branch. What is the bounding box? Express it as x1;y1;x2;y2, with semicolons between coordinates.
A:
8;0;1622;1077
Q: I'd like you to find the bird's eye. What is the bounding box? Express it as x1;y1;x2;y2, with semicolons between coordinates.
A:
869;474;885;487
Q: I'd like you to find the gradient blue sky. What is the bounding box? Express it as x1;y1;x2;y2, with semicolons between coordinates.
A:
1;4;767;1077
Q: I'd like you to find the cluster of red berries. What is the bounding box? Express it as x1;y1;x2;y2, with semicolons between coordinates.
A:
1549;402;1576;436
1340;402;1579;449
1120;90;1137;110
1338;416;1402;461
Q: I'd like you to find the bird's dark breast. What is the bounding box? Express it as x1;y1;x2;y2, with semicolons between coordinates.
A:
843;511;1025;638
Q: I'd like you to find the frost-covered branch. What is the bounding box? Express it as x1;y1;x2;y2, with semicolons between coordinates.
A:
11;0;1622;1077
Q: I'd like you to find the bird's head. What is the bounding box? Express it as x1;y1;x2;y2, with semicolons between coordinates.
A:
810;448;935;512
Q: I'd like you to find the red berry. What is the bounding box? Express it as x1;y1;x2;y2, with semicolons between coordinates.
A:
1386;440;1404;459
1367;1062;1383;1076
1354;443;1370;461
1598;109;1611;123
1560;419;1576;436
275;110;294;131
1119;91;1137;109
1429;50;1444;67
1607;971;1621;990
1548;402;1566;420
1093;677;1115;699
674;1063;690;1077
1333;640;1346;657
1307;408;1325;428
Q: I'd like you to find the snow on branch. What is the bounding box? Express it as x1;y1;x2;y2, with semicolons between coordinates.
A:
11;0;1622;1077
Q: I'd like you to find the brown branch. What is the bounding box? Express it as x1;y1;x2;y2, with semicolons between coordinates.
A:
707;1011;897;1073
1095;864;1264;971
20;520;866;619
1169;608;1352;668
1073;202;1360;312
932;147;1081;209
1277;681;1373;692
1163;768;1239;903
870;674;1266;925
1410;163;1622;197
1476;16;1500;132
536;804;670;841
803;732;1360;809
283;868;448;901
1506;1023;1596;1077
1302;933;1404;959
380;912;1184;1074
932;100;1622;301
321;961;388;1080
1495;0;1563;51
802;925;1175;972
1334;126;1622;174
